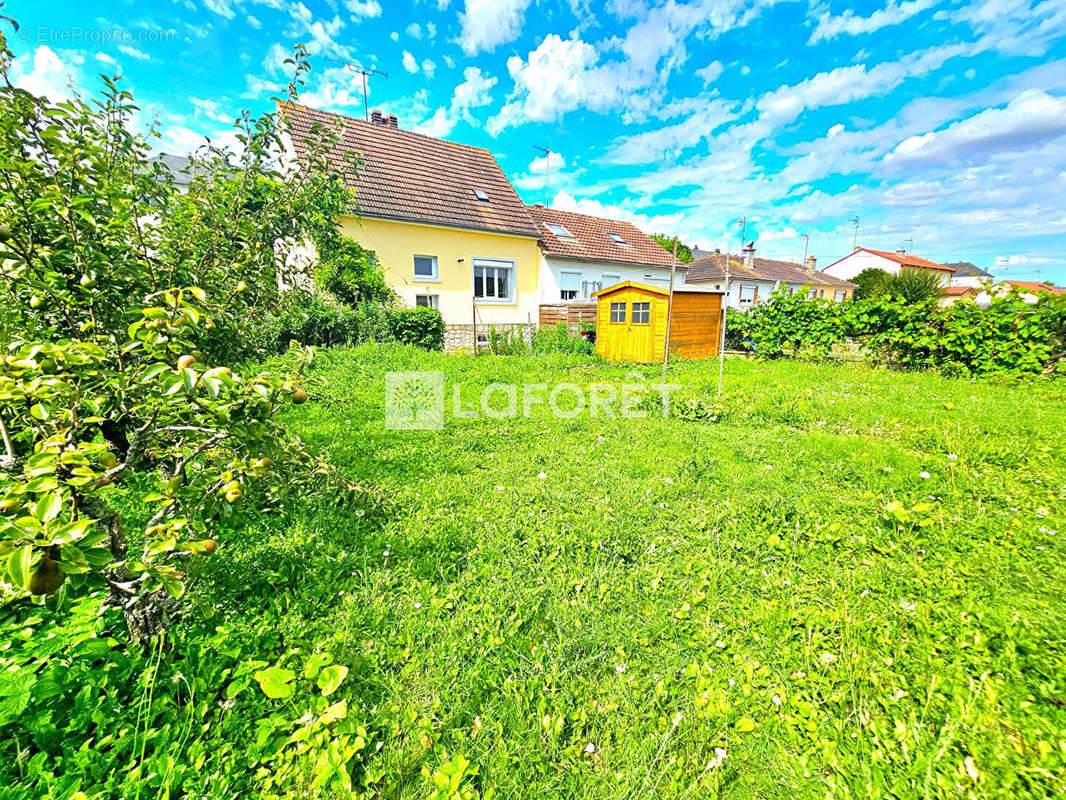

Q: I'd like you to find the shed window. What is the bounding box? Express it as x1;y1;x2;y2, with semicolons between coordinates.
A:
609;302;626;323
632;302;650;324
414;255;438;280
473;258;515;303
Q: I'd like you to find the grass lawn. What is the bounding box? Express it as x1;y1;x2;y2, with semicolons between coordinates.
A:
185;344;1062;799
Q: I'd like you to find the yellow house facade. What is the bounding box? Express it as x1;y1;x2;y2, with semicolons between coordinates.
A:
338;215;541;330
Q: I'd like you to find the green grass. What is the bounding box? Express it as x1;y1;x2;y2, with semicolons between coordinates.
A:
8;345;1065;799
243;346;1064;798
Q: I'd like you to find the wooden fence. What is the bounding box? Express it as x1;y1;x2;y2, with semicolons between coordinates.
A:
538;303;597;328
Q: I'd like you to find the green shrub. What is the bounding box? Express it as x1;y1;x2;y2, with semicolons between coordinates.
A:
318;237;394;307
250;290;362;354
530;322;593;355
851;267;890;301
388;306;445;350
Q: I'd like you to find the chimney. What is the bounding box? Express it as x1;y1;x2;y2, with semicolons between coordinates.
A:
896;247;906;256
742;240;755;270
806;255;817;274
370;109;383;124
386;114;398;129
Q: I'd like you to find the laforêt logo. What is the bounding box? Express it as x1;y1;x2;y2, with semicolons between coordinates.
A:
385;371;445;430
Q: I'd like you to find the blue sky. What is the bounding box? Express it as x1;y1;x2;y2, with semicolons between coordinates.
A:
8;0;1066;281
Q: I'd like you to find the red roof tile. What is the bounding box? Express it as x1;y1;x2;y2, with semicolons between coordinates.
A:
279;102;538;238
526;205;681;269
1003;280;1066;294
826;247;955;272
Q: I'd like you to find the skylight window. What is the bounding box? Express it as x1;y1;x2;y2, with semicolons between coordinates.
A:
607;232;627;245
473;188;490;202
546;222;575;238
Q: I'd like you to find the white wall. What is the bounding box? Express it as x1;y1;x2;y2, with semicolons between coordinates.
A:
823;250;901;281
538;255;685;303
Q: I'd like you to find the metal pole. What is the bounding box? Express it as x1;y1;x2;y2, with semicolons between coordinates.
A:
661;239;678;382
802;233;809;267
362;72;368;121
545;152;551;207
718;233;732;398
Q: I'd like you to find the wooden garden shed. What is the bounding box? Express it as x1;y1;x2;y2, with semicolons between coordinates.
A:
591;281;724;362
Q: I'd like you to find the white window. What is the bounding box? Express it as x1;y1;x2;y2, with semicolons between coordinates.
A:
644;273;669;283
546;222;574;238
739;285;757;305
560;270;581;301
607;232;626;245
473;258;514;303
834;289;847;302
415;294;439;309
601;272;622;290
414;255;438;280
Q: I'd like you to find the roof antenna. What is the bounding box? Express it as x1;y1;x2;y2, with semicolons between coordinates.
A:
904;238;913;253
801;232;810;266
345;63;388;122
850;216;860;250
533;145;552;207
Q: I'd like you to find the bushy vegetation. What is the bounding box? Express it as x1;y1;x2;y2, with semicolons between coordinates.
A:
4;348;1062;798
481;322;594;356
851;267;945;304
729;285;1066;376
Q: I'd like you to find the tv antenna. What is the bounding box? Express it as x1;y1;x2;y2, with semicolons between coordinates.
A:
345;64;388;122
533;145;552;206
849;216;860;249
737;216;747;247
904;238;913;253
801;232;810;265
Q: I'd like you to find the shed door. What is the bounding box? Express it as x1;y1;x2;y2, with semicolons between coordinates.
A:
625;293;655;361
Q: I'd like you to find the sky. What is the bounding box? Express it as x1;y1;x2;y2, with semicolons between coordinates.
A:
7;0;1066;282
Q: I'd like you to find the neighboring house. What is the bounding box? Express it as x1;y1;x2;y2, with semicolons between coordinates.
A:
280;103;541;348
974;281;1066;307
823;247;955;287
945;261;993;288
527;205;684;304
939;285;978;306
686;242;855;310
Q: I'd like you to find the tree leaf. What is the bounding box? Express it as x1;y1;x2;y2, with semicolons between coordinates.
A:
255;666;295;699
316;664;348;697
6;545;33;590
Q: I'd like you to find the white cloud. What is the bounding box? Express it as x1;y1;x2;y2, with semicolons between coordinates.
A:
345;0;383;17
422;59;436;79
402;50;419;74
390;31;399;41
958;0;1066;57
604;99;736;164
118;44;152;62
413;66;499;136
203;0;236;20
458;0;533;55
695;60;723;85
191;96;234;124
406;22;423;39
95;52;117;65
553;190;688;237
284;3;353;60
247;14;262;29
10;46;82;102
808;0;938;44
512;153;569;192
887;89;1066;164
827;123;845;136
413;107;455;137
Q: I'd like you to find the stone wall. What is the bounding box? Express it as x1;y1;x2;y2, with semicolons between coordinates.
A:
443;323;534;352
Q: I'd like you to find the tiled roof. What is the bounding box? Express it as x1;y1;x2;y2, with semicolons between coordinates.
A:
942;285;977;296
826;247;955;272
686;252;856;288
279;102;538;238
526;205;682;269
1002;280;1066;295
945;261;991;278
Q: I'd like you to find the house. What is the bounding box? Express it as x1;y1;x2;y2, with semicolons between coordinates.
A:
974;281;1066;307
527;205;685;304
823;247;955;287
939;285;978;307
280;103;541;349
686;242;855;310
945;261;993;288
592;281;723;362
